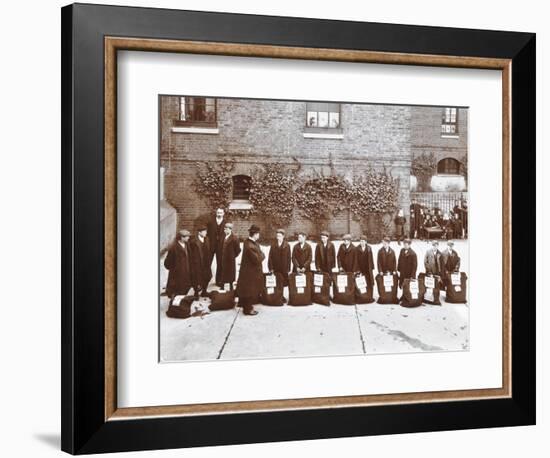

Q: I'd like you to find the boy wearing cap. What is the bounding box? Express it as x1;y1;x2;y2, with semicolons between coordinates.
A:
377;236;397;274
424;240;442;276
315;230;336;273
164;229;192;297
236;225;265;315
441;240;461;284
337;234;357;272
268;229;291;286
356;235;375;288
217;222;241;289
397;238;418;288
292;232;312;273
189;226;212;298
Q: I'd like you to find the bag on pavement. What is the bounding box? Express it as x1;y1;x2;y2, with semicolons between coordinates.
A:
288;272;312;306
400;278;425;308
331;272;356;305
355;273;374;304
312;271;331;305
418;273;442;305
165;295;195;319
261;272;285;306
376;273;399;304
209;288;236;311
445;271;468;303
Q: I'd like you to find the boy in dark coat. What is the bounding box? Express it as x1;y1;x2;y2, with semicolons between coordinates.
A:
217;222;241;289
377;236;397;274
292;232;312;273
207;208;229;286
315;230;336;273
441;240;461;279
189;226;212;298
164;229;192;297
355;234;375;288
337;234;357;272
268;229;291;286
424;240;442;276
397;238;418;288
236;225;265;315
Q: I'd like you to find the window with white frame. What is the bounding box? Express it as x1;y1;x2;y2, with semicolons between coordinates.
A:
441;107;459;135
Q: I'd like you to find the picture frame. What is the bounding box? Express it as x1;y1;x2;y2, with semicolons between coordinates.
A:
61;3;535;454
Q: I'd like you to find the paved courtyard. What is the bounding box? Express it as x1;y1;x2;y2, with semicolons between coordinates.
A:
160;239;469;362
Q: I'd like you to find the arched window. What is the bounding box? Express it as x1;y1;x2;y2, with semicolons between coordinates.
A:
437;158;460;175
232;175;252;201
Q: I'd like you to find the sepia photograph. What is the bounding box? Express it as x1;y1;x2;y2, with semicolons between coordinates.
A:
159;95;469;362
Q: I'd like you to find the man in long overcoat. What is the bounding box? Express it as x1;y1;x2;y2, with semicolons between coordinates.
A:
268;229;291;286
424;240;442;276
441;240;461;275
217;222;241;289
292;232;312;273
337;234;357;272
397;238;418;288
207;207;229;286
164;229;192;297
377;236;397;274
355;234;375;288
315;230;336;273
189;225;212;298
236;225;265;315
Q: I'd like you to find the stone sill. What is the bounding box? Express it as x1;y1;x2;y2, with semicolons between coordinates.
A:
171;126;219;134
228;201;253;210
303;132;344;140
441;134;460;139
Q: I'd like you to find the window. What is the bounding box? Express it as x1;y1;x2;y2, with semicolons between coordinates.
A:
437;158;461;175
306;102;341;128
177;97;217;126
232;175;252;201
441;107;459;135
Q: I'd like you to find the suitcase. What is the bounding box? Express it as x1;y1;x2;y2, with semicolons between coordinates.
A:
376;273;399;304
288;272;312;306
400;278;425;308
445;271;468;303
331;272;356;305
261;272;285;306
209;289;236;311
418;273;442;305
311;271;331;306
355;273;374;304
165;295;194;319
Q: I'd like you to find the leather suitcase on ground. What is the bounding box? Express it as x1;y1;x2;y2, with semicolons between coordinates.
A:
209;289;236;310
165;295;194;318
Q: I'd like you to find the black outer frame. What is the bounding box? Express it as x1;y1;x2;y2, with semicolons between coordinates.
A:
61;3;536;455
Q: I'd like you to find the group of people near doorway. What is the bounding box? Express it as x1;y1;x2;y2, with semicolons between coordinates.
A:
163;208;463;316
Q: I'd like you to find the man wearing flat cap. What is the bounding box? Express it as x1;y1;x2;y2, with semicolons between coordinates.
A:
292;231;312;273
315;230;336;273
164;229;192;297
377;235;397;274
356;235;375;288
189;225;212;298
397;238;418;288
424;240;442;276
217;222;241;289
236;225;265;315
441;240;461;287
337;234;357;272
268;229;291;286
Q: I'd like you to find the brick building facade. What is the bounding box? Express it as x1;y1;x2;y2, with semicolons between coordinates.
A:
159;96;468;248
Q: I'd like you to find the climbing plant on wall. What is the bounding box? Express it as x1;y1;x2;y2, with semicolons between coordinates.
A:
249;163;298;227
193;159;235;210
411;152;437;191
349;168;400;219
295;174;352;222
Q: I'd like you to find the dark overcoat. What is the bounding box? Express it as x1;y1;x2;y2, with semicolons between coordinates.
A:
292;242;312;272
189;235;212;288
315;241;336;273
236;238;265;299
442;249;461;274
217;234;241;284
206;216;227;255
377;246;397;273
424;249;442;275
268;240;291;285
397;248;418;286
337;244;357;272
355;245;375;286
164;241;191;296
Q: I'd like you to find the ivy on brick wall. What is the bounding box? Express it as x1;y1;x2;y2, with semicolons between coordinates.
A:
249;163;297;227
349;168;400;219
411;152;437;191
193;159;234;209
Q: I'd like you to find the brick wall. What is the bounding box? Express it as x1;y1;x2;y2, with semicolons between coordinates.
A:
160;96;439;241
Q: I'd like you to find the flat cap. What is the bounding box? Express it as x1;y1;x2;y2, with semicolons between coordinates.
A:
224;222;234;229
179;229;191;237
383;236;391;242
447;240;455;245
359;234;368;241
197;224;207;232
276;228;286;235
320;230;330;237
342;234;352;241
404;238;412;244
249;224;261;233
